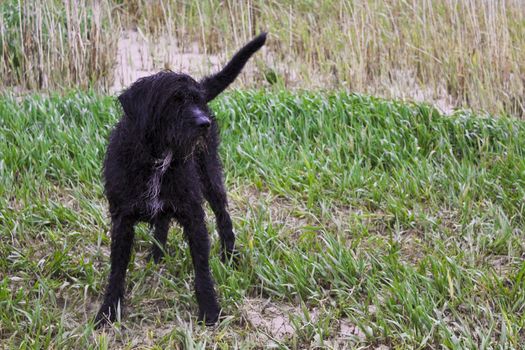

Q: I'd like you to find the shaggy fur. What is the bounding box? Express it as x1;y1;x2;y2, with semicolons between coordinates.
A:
95;33;267;327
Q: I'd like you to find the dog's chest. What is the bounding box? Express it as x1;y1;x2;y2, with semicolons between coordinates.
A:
143;152;198;216
145;152;173;216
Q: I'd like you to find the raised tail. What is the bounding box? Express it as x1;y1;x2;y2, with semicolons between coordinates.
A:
201;32;267;102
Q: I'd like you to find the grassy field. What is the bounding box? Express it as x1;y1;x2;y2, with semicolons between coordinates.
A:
1;91;525;348
1;0;524;117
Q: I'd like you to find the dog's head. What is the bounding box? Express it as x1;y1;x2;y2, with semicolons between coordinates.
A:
117;33;267;158
118;71;213;157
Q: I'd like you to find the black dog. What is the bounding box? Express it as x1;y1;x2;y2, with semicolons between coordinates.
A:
95;33;266;327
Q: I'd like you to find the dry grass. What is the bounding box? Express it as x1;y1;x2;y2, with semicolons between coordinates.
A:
1;0;524;116
0;1;117;90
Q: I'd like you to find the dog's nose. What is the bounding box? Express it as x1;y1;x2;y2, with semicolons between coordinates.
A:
195;116;211;129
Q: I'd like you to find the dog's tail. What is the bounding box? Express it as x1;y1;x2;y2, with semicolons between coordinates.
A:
201;32;267;102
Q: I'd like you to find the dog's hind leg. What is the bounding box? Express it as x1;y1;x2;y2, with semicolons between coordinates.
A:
197;151;236;262
95;215;136;327
176;205;221;325
149;215;171;263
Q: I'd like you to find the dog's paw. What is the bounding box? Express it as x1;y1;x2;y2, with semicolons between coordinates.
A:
147;249;164;264
94;311;112;329
94;303;120;329
221;247;241;266
197;307;221;326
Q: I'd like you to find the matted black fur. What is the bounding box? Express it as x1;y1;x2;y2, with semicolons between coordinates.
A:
94;33;267;327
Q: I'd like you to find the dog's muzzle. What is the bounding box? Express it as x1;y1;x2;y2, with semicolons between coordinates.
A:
192;108;211;130
195;116;211;129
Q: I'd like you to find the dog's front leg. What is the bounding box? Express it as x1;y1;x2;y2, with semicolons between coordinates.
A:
176;206;220;325
95;215;136;327
197;151;236;262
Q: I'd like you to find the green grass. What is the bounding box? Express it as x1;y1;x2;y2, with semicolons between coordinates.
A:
1;90;524;349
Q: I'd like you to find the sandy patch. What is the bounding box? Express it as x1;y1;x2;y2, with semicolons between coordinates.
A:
242;298;295;340
241;297;368;347
110;30;222;93
378;68;456;115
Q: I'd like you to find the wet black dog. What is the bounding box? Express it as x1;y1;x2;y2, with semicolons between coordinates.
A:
95;33;267;327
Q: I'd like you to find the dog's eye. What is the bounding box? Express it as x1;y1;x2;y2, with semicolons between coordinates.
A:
188;94;202;104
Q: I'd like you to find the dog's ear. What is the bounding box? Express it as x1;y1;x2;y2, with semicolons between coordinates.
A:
118;90;133;117
118;88;140;119
118;82;150;131
201;32;267;102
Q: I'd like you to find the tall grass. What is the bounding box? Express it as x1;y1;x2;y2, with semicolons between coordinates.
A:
1;0;524;117
0;0;116;90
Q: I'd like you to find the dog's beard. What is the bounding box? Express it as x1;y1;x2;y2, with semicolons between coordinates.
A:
181;135;207;161
195;135;207;151
171;131;208;160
